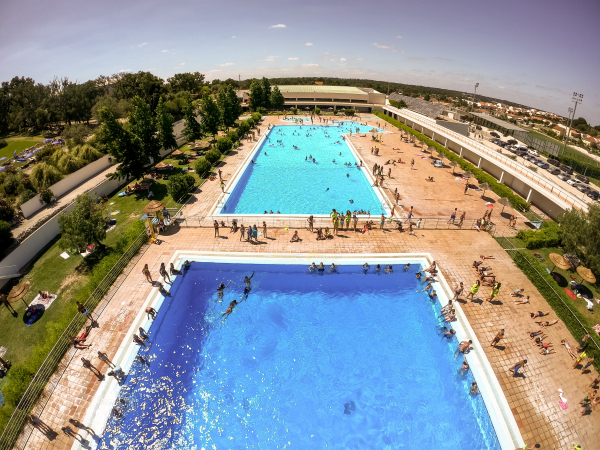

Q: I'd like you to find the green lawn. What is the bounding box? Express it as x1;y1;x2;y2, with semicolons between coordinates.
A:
0;140;40;162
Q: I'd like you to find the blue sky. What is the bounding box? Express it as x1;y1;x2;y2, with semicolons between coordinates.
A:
1;0;599;124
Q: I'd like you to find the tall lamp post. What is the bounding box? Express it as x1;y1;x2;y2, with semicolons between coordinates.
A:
472;83;479;107
561;92;583;156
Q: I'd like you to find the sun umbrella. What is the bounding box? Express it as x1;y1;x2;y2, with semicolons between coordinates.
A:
154;161;169;169
463;171;472;179
26;153;34;158
171;150;184;157
549;253;570;272
143;200;166;213
576;266;596;285
479;182;491;197
196;141;210;149
44;139;51;143
8;282;30;308
497;197;512;213
304;107;310;110
449;161;458;175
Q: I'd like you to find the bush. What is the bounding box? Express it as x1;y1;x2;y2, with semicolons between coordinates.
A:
246;118;255;128
515;222;562;249
0;139;7;149
194;157;212;176
167;173;195;201
18;189;36;206
0;220;13;249
205;148;222;165
292;108;298;114
39;188;55;205
226;130;238;143
526;165;538;172
0;197;15;222
216;137;233;154
345;109;355;116
3;174;20;195
389;99;407;109
256;108;267;116
313;107;321;115
373;111;530;212
237;120;250;136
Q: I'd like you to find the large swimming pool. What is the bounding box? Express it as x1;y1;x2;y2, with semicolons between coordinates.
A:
220;124;387;215
100;262;501;449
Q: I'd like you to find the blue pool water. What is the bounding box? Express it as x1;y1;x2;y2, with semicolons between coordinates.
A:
101;262;501;450
221;124;386;215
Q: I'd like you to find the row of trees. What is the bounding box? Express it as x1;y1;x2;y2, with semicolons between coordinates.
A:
248;78;285;112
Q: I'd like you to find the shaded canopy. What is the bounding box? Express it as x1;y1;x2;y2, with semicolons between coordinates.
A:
144;200;166;213
577;266;596;284
154;161;169;169
171;150;184;156
549;253;570;270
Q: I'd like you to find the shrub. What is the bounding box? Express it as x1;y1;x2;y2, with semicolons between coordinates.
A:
313;107;321;115
30;162;63;190
0;197;15;223
526;165;538;172
167;173;195;201
256;108;267;116
516;222;562;249
18;189;36;206
226;130;238;143
205;148;222;165
246;118;255;128
0;139;7;149
237;120;250;136
216;137;233;154
39;188;55;205
3;174;20;195
0;220;13;249
345;108;355;116
292;108;298;114
373;111;530;212
389;99;407;109
194;157;212;176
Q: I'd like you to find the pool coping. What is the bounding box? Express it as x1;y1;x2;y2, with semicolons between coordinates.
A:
208;121;393;218
74;251;524;450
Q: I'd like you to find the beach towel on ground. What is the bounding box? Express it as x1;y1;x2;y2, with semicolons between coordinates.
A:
29;293;58;310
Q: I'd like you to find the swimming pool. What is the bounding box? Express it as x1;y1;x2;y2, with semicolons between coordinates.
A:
99;259;502;450
220;124;387;215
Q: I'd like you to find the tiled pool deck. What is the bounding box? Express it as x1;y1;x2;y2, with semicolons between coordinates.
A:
20;115;600;450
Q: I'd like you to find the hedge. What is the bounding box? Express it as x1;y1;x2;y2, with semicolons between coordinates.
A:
205;148;221;165
555;154;600;180
374;111;531;212
516;221;562;249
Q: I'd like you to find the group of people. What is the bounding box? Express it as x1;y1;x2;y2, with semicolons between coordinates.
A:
474;208;494;232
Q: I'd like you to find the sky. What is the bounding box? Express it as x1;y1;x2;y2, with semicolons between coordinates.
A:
1;0;599;124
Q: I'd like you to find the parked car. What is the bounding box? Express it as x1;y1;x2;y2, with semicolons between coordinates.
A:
527;149;539;156
576;184;590;193
507;147;517;154
560;164;573;174
507;139;517;145
476;126;482;130
537;162;550;169
575;174;589;184
516;150;528;158
548;159;560;167
587;190;599;200
557;173;571;181
490;132;500;138
547;167;561;175
566;179;578;186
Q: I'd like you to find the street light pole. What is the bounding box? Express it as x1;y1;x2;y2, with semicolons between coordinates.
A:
472;83;479;108
561;92;583;156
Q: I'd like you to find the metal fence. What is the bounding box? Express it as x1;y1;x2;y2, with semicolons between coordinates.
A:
0;231;149;450
493;231;600;353
512;130;562;157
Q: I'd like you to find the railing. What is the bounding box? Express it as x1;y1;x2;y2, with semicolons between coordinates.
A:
0;231;149;450
493;231;600;354
384;106;590;211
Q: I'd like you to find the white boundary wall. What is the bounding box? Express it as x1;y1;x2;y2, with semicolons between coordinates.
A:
77;251;523;450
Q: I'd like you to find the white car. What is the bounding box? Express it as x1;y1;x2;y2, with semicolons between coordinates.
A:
527;149;539;156
566;179;577;186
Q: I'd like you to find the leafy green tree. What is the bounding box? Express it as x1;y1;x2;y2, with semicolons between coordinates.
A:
182;93;203;142
167;173;195;201
270;86;285;110
559;205;600;277
92;95;133;122
72;144;103;164
260;77;271;110
237;120;250;136
248;79;263;111
218;85;242;130
39;188;55;204
0;90;10;134
97;106;148;180
156;97;178;151
216;137;232;153
344;109;354;116
58;153;85;174
63;123;92;145
2;76;48;131
194;157;212;175
0;198;15;223
167;72;205;95
113;71;164;111
205;148;221;165
199;93;221;140
30;163;63;190
19;189;36;206
129;96;160;161
313;107;321;115
226;130;238;142
58;193;106;251
0;220;13;251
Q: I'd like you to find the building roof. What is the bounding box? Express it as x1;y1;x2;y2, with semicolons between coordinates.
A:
469;112;524;131
388;93;446;119
277;85;367;95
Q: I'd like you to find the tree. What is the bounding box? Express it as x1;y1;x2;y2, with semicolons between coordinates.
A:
345;109;355;116
194;157;212;175
0;220;13;252
113;71;164;111
559;205;600;277
97;106;148;180
63;124;92;145
237;120;250;136
39;188;55;204
270;86;285;110
30;163;63;190
205;148;221;165
129;96;160;162
182;93;203;142
155;97;178;151
313;107;321;115
58;193;106;251
216;137;232;153
167;72;205;95
218;85;242;130
260;77;271;110
199;93;221;140
92;95;133;122
0;198;15;223
2;76;48;131
248;79;263;111
167;173;195;201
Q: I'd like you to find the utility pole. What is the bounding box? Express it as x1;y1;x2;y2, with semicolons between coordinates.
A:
472;83;479;109
561;92;583;156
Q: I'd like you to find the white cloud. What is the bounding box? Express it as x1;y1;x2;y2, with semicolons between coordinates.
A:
340;58;346;62
302;63;319;67
218;62;235;66
269;24;286;28
258;56;278;62
372;43;391;49
232;36;236;39
396;35;403;39
357;58;364;61
119;69;131;73
305;42;313;46
161;50;169;53
137;42;147;47
288;57;299;60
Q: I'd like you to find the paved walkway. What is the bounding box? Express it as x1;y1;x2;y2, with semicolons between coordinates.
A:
18;115;600;450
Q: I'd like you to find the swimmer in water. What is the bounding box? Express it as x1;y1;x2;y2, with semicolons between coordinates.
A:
309;262;316;272
221;300;241;319
375;264;381;273
243;272;255;298
215;281;231;302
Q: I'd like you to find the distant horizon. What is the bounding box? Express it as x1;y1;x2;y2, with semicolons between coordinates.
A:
1;0;598;124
